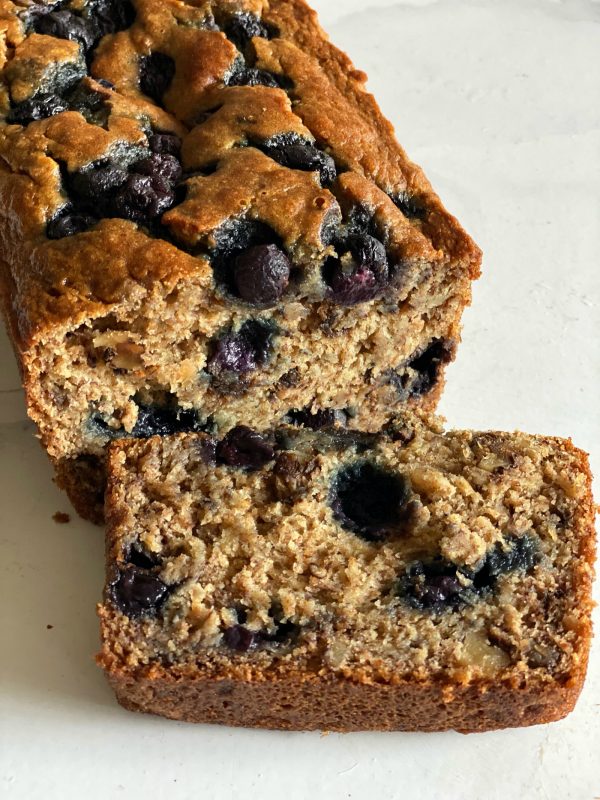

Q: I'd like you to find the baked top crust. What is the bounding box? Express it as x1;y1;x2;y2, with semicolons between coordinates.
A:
0;0;480;349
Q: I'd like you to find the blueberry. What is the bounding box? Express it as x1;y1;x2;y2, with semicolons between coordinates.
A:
330;462;410;541
225;12;270;50
207;319;275;376
397;536;539;612
259;136;337;186
226;67;281;88
232;244;291;306
389;339;454;400
397;560;464;611
91;0;136;39
67;83;109;123
110;173;174;222
139;52;176;103
285;407;348;430
391;191;426;220
132;404;205;437
126;545;159;569
46;208;98;238
216;426;275;469
133;152;182;184
7;93;68;125
324;234;389;306
223;624;256;652
110;566;170;617
148;133;181;156
195;436;218;466
472;535;538;592
30;9;96;51
70;162;128;199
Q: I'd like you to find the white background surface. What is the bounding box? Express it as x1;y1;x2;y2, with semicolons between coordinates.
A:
1;1;599;798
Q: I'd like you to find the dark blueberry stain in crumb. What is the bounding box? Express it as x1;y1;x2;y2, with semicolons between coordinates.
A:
223;624;256;652
255;133;337;187
110;565;170;618
207;319;276;376
139;52;176;104
397;534;539;612
388;339;455;400
330;461;410;542
216;426;275;470
285;407;349;430
90;402;205;441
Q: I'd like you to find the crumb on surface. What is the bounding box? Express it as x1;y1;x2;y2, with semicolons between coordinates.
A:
53;511;71;524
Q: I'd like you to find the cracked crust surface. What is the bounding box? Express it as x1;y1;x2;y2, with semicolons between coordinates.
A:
98;417;595;732
0;0;481;520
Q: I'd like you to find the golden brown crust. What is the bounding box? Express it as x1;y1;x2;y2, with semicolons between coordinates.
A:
103;664;588;734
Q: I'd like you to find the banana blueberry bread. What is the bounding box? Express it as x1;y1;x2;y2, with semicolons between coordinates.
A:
0;0;481;522
98;418;595;732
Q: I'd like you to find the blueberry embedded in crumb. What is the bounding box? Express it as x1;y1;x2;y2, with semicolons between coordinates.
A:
110;173;172;222
324;234;389;306
217;426;275;469
257;134;337;186
471;535;539;592
397;535;540;612
223;624;257;652
330;461;410;542
47;207;99;239
30;8;97;51
110;566;170;618
390;191;427;220
232;244;291;306
125;545;160;570
397;560;464;611
207;319;276;376
132;404;205;438
7;93;69;125
29;0;135;53
388;339;455;400
224;12;270;50
285;407;348;430
139;52;176;103
226;65;283;89
132;152;182;184
70;162;129;199
148;133;181;156
91;0;136;40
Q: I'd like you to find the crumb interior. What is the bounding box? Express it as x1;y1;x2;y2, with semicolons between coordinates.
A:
100;421;593;685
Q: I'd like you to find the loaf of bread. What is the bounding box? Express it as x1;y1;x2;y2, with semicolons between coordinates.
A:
98;418;595;732
0;0;480;522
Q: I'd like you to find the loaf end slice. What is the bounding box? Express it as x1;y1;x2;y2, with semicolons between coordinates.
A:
98;419;595;732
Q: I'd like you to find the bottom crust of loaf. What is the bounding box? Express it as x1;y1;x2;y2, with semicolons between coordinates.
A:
103;666;588;734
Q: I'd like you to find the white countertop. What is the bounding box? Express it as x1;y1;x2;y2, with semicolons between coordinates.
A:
1;1;599;798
